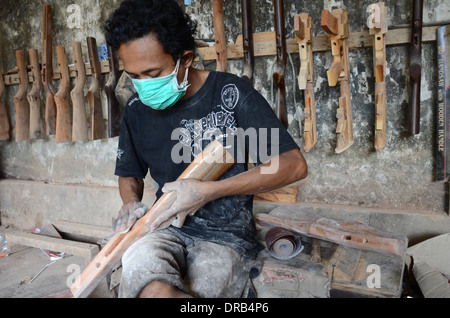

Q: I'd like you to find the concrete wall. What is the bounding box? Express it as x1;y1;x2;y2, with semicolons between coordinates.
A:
0;0;449;232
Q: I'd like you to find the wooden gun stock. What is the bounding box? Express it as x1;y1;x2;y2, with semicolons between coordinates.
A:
28;49;45;139
369;3;387;151
87;37;106;141
213;0;227;72
295;14;317;152
69;140;234;298
13;50;30;142
240;0;254;85
0;70;10;140
321;9;353;153
54;46;72;143
105;45;121;138
273;0;288;128
42;4;57;136
71;42;88;142
408;0;423;136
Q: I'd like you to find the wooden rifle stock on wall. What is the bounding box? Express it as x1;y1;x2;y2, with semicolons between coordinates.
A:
69;140;234;298
42;4;57;136
213;0;227;72
273;0;288;128
87;37;106;141
408;0;423;136
295;13;317;152
54;46;72;143
0;69;10;140
105;45;121;138
13;50;30;142
240;0;254;85
28;49;45;139
71;42;88;142
321;9;354;153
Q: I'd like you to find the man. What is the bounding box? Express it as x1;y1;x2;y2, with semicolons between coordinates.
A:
104;0;307;298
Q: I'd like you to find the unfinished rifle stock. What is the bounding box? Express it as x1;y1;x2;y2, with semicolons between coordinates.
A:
71;42;88;141
42;4;57;136
70;140;234;298
105;45;121;138
368;3;387;151
0;69;10;140
213;0;227;72
54;46;72;143
408;0;423;135
295;13;317;152
321;9;354;153
87;37;106;141
13;50;30;142
28;49;45;139
273;0;288;128
240;0;254;85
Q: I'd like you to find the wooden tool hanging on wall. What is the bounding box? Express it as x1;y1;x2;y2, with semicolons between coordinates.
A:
54;46;72;143
368;2;387;151
28;49;45;139
0;69;10;140
213;0;227;72
105;45;121;138
240;0;254;85
321;9;354;153
13;50;30;142
71;42;88;142
42;4;57;136
273;0;288;128
295;13;317;152
408;0;423;136
87;37;106;141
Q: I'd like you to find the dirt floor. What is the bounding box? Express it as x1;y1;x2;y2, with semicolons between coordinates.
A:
0;231;111;298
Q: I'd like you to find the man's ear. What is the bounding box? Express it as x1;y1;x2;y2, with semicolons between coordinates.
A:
180;50;195;69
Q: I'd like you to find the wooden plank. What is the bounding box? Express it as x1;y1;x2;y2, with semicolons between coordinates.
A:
254;185;298;203
53;220;113;239
5;230;99;265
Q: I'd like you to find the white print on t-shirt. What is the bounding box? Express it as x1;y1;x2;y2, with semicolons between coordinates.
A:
178;83;240;158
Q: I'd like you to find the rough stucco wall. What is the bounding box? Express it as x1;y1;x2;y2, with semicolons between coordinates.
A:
0;0;449;217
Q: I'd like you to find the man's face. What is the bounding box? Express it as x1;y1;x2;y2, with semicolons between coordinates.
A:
119;34;177;80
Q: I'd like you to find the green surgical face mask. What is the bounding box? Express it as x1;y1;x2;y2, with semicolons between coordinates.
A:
129;59;190;110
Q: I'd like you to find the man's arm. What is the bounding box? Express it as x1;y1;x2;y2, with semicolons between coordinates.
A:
114;176;147;233
150;148;307;230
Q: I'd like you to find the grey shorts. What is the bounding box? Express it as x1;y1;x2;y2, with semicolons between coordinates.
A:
118;227;256;298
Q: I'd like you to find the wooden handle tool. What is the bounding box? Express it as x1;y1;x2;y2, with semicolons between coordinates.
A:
13;50;30;142
54;46;72;143
0;69;10;140
28;49;45;139
70;42;88;141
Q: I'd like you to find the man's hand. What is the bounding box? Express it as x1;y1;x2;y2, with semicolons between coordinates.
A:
150;179;212;231
113;201;149;233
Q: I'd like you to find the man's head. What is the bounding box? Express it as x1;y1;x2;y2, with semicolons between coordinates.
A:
104;0;197;63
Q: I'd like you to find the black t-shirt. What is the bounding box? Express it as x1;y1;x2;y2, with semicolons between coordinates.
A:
115;71;299;258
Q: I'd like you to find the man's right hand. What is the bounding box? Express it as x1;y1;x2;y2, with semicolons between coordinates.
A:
113;201;149;233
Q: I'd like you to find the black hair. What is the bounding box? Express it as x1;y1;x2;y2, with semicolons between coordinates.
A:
104;0;197;62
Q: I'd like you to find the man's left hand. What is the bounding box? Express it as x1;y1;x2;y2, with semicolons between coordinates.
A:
150;179;213;231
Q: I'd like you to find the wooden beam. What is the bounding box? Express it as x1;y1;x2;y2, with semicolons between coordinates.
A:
52;220;113;239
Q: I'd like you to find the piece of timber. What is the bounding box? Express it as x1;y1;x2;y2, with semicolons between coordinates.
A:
28;49;45;139
254;207;407;257
54;46;72;143
213;0;227;72
70;140;234;298
105;45;121;138
369;3;387;151
0;67;10;140
254;185;298;204
295;13;317;152
240;0;254;85
87;37;106;141
53;220;113;239
5;230;99;265
273;0;288;128
408;0;423;136
13;50;30;142
42;4;57;135
321;9;354;153
71;42;88;142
